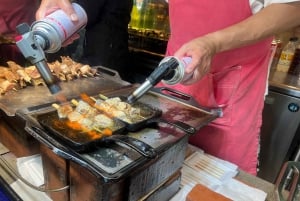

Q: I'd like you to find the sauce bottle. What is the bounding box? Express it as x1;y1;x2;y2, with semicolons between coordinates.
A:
288;42;300;76
270;38;283;69
129;0;142;29
276;37;298;73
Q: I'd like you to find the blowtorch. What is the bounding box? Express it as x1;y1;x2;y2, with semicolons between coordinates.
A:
127;56;192;104
15;3;87;95
15;23;61;94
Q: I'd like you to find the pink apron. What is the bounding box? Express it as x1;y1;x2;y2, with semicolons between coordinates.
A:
159;0;273;174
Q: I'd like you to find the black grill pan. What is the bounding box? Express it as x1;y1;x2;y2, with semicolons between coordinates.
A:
37;111;126;153
36;110;157;158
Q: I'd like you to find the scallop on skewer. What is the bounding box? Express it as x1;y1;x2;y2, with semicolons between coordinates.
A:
52;103;73;119
71;98;114;134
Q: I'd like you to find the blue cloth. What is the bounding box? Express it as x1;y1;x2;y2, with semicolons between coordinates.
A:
0;187;11;201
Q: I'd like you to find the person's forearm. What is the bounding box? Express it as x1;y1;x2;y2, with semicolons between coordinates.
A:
206;2;300;53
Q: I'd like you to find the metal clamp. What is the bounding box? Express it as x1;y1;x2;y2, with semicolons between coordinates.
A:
275;161;300;201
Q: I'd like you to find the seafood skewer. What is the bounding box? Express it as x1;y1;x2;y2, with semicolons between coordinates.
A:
52;99;113;136
0;56;99;95
97;94;145;123
52;103;73;119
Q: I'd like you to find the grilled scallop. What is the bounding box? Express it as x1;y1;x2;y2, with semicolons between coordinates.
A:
67;111;83;122
74;100;93;115
93;114;114;128
52;103;73;119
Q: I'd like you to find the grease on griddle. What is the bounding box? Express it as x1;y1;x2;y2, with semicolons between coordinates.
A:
90;149;124;167
83;148;133;174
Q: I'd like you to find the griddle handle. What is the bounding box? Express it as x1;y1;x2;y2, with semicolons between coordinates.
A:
28;126;90;165
103;135;157;159
151;87;223;117
148;118;196;135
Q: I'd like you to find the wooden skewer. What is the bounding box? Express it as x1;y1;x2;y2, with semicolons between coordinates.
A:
196;160;224;174
80;93;113;118
52;103;60;109
71;99;79;106
200;156;226;174
99;94;108;100
90;97;97;102
194;162;223;179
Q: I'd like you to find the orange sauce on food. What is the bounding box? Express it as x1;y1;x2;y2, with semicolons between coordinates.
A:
66;121;82;130
64;120;112;140
102;128;113;136
87;130;102;139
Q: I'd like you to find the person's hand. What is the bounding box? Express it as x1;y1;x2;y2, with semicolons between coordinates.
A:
62;33;81;46
174;35;217;85
35;0;78;21
35;0;80;46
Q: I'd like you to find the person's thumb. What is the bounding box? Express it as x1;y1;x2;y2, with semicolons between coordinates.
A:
60;1;78;21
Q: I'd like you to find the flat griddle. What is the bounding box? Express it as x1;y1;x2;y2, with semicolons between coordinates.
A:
0;66;131;116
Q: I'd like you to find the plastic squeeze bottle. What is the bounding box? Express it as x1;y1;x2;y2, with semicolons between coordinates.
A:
276;37;298;72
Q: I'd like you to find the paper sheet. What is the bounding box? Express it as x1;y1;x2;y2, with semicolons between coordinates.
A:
17;154;44;187
10;180;52;201
171;151;267;201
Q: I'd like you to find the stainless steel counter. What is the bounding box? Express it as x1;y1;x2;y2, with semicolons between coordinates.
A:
268;69;300;98
258;69;300;183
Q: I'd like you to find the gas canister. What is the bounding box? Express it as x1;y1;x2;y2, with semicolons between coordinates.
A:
161;56;193;85
31;3;87;53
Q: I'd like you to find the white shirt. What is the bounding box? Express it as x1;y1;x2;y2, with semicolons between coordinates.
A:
164;0;299;14
251;0;300;13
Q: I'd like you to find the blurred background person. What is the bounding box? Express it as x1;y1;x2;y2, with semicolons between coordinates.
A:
0;0;40;66
41;0;134;82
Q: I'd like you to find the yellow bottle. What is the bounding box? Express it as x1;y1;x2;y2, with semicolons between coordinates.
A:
129;2;139;29
129;0;145;30
276;37;298;72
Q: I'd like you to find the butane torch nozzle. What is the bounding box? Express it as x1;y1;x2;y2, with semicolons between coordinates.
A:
127;95;137;105
35;60;62;94
48;84;62;94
